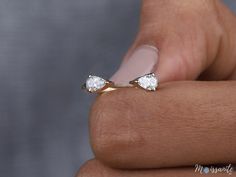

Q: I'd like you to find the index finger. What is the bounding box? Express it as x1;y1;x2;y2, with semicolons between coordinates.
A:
89;81;236;169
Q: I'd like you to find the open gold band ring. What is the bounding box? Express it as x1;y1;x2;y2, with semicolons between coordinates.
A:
82;73;159;94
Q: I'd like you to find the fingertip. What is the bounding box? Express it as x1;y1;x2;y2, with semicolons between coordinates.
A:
90;88;147;168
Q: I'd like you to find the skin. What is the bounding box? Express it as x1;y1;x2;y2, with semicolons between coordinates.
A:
89;82;236;169
78;0;236;176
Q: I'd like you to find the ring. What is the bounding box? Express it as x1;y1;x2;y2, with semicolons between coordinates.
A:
82;73;158;94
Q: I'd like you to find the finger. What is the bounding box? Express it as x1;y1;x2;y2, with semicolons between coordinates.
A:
90;81;236;169
110;0;236;84
77;159;232;177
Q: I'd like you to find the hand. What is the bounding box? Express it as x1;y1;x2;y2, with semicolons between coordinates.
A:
78;0;236;176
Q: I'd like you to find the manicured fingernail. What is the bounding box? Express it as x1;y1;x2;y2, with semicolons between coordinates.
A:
110;45;158;85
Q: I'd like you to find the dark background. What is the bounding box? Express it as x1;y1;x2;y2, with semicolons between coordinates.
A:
0;1;235;177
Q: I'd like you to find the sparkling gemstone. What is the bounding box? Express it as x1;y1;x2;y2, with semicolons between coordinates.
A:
137;73;158;91
86;76;106;92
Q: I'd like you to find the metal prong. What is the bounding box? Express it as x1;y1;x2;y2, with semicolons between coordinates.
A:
129;79;138;85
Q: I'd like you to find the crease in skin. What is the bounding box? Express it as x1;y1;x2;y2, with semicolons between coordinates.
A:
228;61;236;80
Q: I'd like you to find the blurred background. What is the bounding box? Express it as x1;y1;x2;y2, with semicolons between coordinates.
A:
0;0;235;177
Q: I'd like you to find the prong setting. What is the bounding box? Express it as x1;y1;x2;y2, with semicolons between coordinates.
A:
130;73;158;91
84;75;108;93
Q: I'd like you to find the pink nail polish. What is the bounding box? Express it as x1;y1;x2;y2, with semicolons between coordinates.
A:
110;45;158;85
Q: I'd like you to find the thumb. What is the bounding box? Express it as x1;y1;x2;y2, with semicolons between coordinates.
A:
110;0;236;84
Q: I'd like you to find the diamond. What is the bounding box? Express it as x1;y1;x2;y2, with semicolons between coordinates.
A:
137;73;158;91
86;76;106;92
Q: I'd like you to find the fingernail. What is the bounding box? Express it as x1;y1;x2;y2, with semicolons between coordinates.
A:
110;45;158;85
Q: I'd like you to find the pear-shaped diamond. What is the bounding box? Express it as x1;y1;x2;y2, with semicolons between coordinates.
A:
137;73;158;91
86;76;106;92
